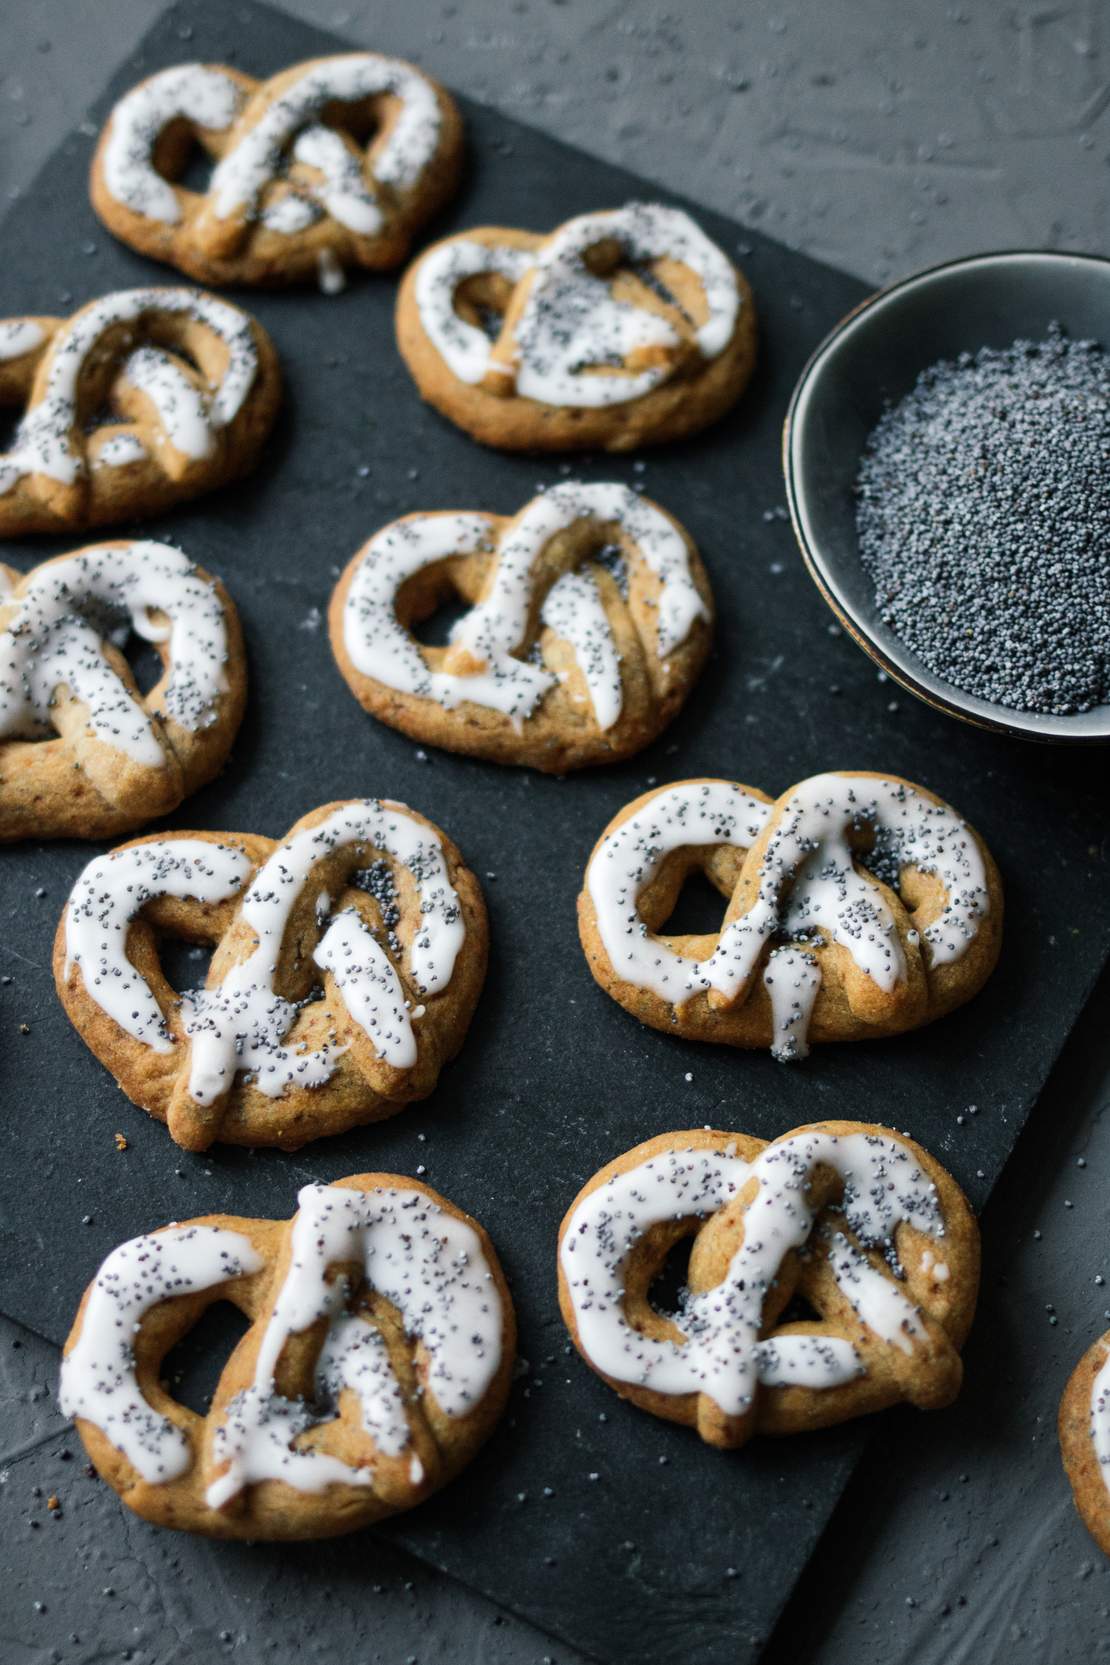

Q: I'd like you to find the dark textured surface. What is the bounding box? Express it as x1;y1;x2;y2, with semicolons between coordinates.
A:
1;5;1110;1665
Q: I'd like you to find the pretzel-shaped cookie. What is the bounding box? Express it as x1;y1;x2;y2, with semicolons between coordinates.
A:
1060;1331;1110;1556
397;203;757;451
91;55;463;287
60;1173;515;1539
579;771;1002;1059
558;1121;978;1447
53;799;487;1150
0;288;280;535
330;481;714;771
0;541;245;841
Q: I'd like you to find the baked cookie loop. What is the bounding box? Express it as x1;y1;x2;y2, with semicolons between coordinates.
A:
396;203;757;451
578;771;1003;1060
330;482;714;772
558;1121;979;1447
52;800;487;1150
0;542;245;841
90;55;463;287
60;1174;515;1539
0;288;280;535
1060;1333;1110;1557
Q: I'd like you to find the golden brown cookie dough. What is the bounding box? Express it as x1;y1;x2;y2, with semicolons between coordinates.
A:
578;770;1003;1058
558;1121;979;1447
60;1173;515;1539
329;480;714;772
396;204;757;451
53;799;488;1150
90;55;464;286
0;288;280;536
1060;1332;1110;1557
0;541;246;841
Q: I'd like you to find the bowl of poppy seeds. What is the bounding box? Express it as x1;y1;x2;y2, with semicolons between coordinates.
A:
783;250;1110;742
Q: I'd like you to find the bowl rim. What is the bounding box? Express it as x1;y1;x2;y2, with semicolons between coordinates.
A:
781;246;1110;746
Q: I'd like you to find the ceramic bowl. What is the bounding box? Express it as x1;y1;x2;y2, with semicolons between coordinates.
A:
783;249;1110;744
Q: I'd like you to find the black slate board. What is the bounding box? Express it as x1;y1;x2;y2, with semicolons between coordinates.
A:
0;4;1107;1662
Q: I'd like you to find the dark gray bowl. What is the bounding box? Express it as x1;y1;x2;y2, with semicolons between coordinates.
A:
783;249;1110;743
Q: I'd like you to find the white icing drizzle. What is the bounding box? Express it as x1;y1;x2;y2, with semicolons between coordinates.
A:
316;249;348;296
261;193;320;234
207;54;442;228
342;482;708;730
205;1181;503;1507
918;1249;950;1284
96;433;148;468
1091;1351;1110;1496
762;945;822;1064
59;1224;264;1481
313;907;417;1068
0;288;259;497
0;318;45;362
539;567;623;729
101;65;244;223
64;839;255;1052
561;1129;946;1413
413;239;536;384
287;125;381;235
0;542;232;764
587;774;990;1053
415;204;740;407
118;347;215;460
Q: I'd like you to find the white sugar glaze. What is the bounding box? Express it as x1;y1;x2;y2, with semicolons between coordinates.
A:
64;839;254;1052
0;319;46;361
313;907;417;1068
64;802;464;1099
342;482;708;729
1091;1351;1110;1496
413;239;535;384
118;347;216;461
101;65;244;223
586;774;989;1058
59;1224;264;1481
413;204;741;407
206;55;442;228
283;125;381;235
206;1182;503;1506
0;288;259;497
560;1129;945;1412
0;541;231;765
96;433;149;468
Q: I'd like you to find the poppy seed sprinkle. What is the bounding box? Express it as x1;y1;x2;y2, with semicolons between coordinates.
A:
855;324;1110;716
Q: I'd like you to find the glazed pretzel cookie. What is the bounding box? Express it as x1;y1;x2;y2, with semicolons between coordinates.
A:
396;202;757;451
1059;1330;1110;1556
330;481;714;771
60;1173;515;1539
0;288;280;535
0;542;245;841
53;799;487;1150
578;771;1002;1060
90;55;463;287
558;1121;979;1446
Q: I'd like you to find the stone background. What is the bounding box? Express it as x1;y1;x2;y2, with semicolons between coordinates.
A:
3;3;1110;1662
